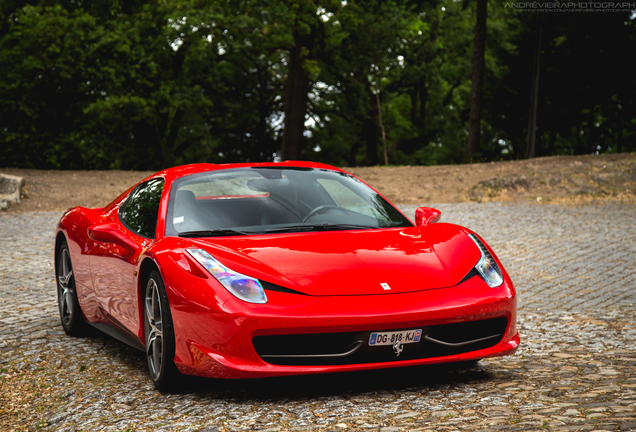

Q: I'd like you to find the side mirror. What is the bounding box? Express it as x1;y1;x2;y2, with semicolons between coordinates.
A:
88;223;140;252
415;207;441;226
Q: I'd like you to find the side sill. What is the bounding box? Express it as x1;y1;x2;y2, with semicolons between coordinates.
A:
87;321;145;352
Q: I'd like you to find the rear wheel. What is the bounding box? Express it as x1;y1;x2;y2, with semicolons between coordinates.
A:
144;269;180;391
56;241;88;335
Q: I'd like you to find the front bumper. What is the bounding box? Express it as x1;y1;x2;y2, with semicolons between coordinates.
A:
168;273;518;379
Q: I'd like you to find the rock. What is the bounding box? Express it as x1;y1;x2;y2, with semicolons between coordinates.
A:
0;173;24;204
394;411;419;420
431;410;459;418
47;413;67;425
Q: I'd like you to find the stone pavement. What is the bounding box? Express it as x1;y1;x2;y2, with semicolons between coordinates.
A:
0;203;635;432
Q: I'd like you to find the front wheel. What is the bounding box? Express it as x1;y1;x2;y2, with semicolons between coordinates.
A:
144;269;180;391
56;241;88;335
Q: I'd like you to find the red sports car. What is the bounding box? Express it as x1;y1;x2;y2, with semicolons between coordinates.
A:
55;162;519;390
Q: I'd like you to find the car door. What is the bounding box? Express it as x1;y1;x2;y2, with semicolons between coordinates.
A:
89;178;164;335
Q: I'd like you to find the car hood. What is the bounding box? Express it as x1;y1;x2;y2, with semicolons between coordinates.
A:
188;224;480;296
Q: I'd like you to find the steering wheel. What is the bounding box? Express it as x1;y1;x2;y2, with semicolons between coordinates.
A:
302;205;350;222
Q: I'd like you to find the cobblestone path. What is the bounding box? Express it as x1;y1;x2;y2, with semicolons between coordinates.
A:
1;204;635;432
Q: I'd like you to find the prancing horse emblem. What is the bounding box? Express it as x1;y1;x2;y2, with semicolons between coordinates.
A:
393;341;403;357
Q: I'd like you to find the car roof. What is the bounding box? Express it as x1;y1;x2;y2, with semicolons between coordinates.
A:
149;161;345;184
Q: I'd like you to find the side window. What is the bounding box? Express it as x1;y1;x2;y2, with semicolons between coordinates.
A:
119;178;165;238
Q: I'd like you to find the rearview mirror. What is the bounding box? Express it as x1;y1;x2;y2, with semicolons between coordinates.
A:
88;223;140;253
415;207;441;226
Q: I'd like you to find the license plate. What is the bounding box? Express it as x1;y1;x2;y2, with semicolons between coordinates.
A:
369;329;422;346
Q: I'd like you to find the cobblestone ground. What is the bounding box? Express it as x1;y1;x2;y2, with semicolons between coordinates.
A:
1;203;635;432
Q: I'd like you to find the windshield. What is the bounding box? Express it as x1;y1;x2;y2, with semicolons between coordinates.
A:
165;167;412;237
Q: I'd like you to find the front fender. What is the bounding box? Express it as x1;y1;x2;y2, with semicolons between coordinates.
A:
135;238;237;359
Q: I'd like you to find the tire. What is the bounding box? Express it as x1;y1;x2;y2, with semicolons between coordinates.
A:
56;241;88;336
144;269;180;391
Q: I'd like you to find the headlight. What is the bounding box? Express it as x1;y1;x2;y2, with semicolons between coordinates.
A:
186;249;268;304
468;234;503;288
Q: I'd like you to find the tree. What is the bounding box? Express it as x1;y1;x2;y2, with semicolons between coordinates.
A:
0;5;105;168
280;1;319;161
305;0;419;166
526;26;541;159
2;0;634;170
466;0;487;157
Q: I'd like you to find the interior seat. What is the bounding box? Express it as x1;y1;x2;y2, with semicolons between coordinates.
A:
173;190;214;232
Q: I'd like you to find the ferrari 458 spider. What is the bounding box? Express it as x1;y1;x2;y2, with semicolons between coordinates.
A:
55;162;519;390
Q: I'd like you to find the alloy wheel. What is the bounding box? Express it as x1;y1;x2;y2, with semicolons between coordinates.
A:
57;248;74;326
145;278;164;380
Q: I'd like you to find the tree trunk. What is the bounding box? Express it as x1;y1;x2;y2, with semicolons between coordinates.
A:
617;104;623;154
410;77;427;131
281;37;310;161
348;139;361;167
419;77;427;129
526;27;542;159
374;80;388;165
410;87;418;126
467;0;487;157
363;101;379;165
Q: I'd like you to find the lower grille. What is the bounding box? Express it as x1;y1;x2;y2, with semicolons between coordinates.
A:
252;317;507;366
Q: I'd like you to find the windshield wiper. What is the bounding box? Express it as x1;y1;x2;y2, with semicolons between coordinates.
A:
178;229;252;238
265;223;376;234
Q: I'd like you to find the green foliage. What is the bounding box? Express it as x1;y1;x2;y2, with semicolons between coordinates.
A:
1;0;634;170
